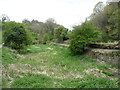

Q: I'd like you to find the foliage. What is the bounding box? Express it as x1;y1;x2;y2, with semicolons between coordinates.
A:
66;30;72;39
0;31;2;44
31;32;39;44
54;26;68;42
69;22;101;55
0;21;2;44
2;21;32;50
22;18;59;43
42;34;50;44
89;1;119;41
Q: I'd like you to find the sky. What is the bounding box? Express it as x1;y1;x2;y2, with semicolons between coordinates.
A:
0;0;107;30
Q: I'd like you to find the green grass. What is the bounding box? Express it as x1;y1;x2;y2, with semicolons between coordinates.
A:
2;43;119;88
0;30;2;44
12;74;57;88
12;74;118;88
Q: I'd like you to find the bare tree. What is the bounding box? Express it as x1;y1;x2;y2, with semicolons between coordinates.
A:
0;14;10;22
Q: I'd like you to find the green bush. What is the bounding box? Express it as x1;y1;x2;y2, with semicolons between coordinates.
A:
31;32;39;44
54;26;68;42
3;21;32;50
42;34;50;44
69;23;101;55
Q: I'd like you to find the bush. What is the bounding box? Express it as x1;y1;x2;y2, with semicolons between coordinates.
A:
3;21;32;50
69;23;101;55
31;32;39;44
42;34;50;44
54;26;68;42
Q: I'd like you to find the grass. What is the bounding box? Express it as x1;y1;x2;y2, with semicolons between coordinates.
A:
12;74;118;88
2;43;119;88
0;30;2;44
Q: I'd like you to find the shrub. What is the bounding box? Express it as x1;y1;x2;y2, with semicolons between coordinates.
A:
54;26;68;42
3;21;32;50
31;32;39;44
69;23;101;55
42;34;50;44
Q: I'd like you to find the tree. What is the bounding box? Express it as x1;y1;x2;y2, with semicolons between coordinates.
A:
90;2;106;31
45;18;59;40
22;19;30;23
105;1;120;40
1;14;10;22
54;26;68;42
89;1;119;41
42;34;50;44
69;22;101;55
22;18;59;43
93;2;105;15
3;21;32;50
0;21;2;31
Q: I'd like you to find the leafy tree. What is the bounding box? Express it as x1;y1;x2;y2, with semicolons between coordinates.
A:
69;22;101;55
3;21;32;50
22;18;59;43
89;1;119;42
45;18;59;40
54;26;68;42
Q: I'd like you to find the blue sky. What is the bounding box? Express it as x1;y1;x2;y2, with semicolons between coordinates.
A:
0;0;107;30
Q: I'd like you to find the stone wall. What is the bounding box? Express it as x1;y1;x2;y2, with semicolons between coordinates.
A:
86;49;120;65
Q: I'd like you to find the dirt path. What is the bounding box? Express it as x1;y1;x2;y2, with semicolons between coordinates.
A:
52;42;69;47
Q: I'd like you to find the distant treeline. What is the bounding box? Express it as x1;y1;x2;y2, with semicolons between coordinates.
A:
22;18;70;44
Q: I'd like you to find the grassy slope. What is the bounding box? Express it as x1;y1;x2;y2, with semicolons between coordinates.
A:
2;43;119;88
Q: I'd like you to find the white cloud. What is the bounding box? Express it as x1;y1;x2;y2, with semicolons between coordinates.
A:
0;0;106;30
